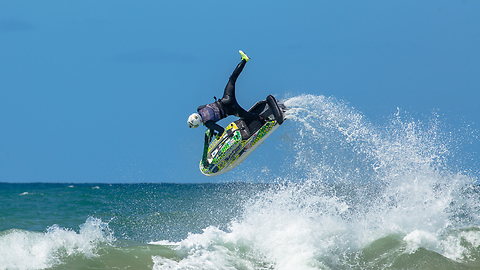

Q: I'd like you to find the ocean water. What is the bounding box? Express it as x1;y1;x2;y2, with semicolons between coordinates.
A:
1;94;480;270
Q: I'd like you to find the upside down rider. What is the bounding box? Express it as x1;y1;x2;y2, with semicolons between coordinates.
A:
187;50;263;137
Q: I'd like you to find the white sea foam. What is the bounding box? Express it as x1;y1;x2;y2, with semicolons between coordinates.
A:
0;217;113;270
282;95;480;260
403;230;442;254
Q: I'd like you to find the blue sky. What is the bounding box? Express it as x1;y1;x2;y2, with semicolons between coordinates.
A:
1;1;479;183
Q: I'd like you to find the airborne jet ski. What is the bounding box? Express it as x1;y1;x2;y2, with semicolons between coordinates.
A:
200;95;286;176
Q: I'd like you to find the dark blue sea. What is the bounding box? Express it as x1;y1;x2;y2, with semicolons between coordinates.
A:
1;95;480;270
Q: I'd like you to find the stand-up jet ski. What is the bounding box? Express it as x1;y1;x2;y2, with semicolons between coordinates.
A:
200;95;286;176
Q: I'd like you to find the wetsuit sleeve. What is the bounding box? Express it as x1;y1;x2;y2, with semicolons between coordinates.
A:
205;121;224;135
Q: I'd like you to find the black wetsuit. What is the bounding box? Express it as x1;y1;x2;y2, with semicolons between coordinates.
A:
197;59;261;135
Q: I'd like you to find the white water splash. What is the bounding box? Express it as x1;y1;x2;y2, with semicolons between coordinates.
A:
152;94;480;269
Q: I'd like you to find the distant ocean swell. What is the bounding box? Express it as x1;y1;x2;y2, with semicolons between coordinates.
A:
1;94;479;270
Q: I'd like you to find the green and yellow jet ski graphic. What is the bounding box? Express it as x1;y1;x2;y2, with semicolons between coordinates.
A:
200;95;286;176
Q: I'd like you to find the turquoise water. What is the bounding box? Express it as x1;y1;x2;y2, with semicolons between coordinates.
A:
0;183;267;269
0;183;261;243
1;95;480;270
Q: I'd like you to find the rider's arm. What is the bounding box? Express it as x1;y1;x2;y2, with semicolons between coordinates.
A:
205;121;225;136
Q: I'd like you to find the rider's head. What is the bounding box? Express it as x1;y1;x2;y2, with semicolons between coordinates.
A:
187;113;202;128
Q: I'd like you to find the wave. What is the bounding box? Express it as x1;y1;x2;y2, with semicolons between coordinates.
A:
3;94;479;269
0;217;113;270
